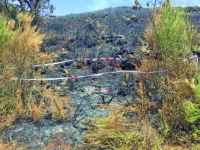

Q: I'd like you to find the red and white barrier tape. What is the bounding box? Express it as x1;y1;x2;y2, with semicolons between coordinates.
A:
0;70;167;81
8;57;129;69
33;57;129;67
184;55;198;61
32;55;198;66
8;55;198;69
1;55;197;81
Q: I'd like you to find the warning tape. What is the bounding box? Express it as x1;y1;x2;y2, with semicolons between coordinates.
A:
184;55;198;61
33;57;129;67
1;55;197;81
32;55;198;67
8;55;198;69
0;70;167;81
8;57;130;69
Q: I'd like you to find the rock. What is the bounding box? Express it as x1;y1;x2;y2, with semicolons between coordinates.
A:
123;16;131;25
131;14;138;22
105;35;114;43
116;34;127;45
120;60;136;70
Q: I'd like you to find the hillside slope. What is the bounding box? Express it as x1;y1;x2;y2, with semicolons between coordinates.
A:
1;7;200;149
39;7;150;59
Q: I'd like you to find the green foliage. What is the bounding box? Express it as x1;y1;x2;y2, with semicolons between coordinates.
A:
83;114;143;150
146;3;199;66
192;73;200;102
132;0;141;9
83;103;164;149
183;101;200;124
154;6;192;59
83;2;200;148
182;73;200;125
143;1;200;145
186;73;200;140
183;73;200;124
159;109;171;138
106;131;141;150
0;1;19;19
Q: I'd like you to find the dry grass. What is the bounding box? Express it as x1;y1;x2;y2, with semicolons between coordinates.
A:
144;9;161;52
0;13;72;132
83;104;164;150
0;140;18;150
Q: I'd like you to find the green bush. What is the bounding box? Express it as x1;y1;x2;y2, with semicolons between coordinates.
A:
144;1;200;145
145;3;199;66
183;101;200;124
185;73;200;140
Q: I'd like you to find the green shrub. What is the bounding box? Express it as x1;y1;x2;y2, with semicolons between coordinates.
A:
183;101;200;124
143;1;200;145
192;73;200;102
185;73;200;140
145;3;199;66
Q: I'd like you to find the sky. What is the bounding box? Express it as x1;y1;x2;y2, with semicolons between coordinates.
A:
51;0;200;16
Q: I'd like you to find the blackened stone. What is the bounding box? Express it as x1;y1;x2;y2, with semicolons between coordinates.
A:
120;60;136;70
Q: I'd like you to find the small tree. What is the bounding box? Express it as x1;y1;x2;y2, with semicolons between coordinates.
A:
134;0;139;7
0;0;54;21
132;0;141;10
0;0;19;19
16;0;54;17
